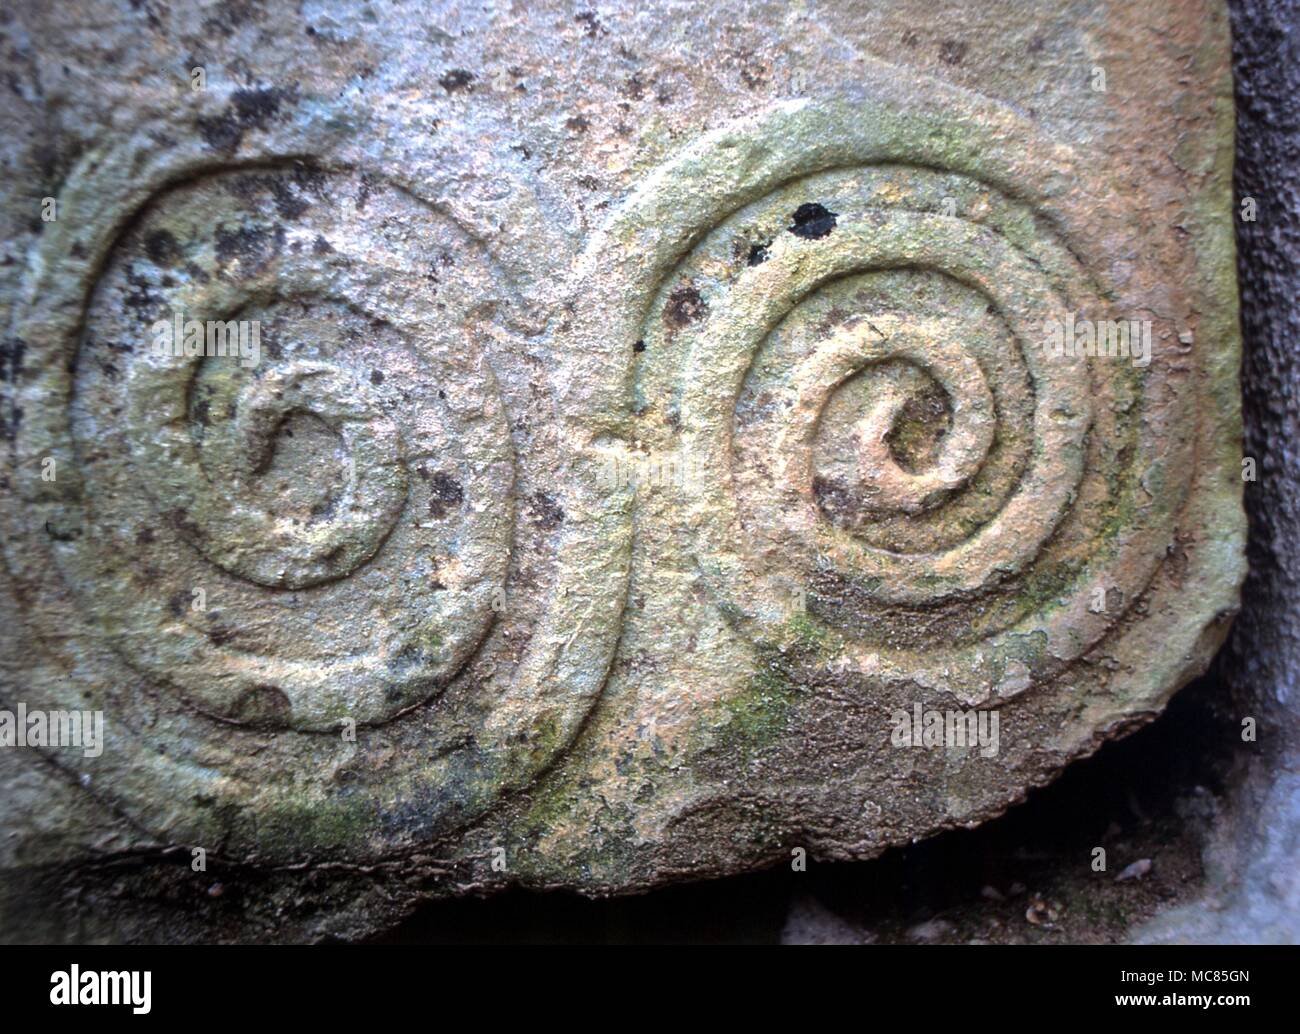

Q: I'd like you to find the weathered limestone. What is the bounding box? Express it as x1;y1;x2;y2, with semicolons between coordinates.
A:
0;0;1245;941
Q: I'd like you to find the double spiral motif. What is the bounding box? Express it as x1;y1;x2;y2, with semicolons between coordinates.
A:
3;82;1196;859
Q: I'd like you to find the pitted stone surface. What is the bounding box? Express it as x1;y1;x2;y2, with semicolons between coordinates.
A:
2;99;633;859
0;0;1245;941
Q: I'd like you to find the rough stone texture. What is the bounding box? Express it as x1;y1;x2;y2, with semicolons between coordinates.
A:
1131;0;1300;945
0;0;1247;941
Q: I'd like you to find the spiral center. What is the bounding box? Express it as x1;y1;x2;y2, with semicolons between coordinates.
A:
795;320;995;524
813;361;963;526
879;375;952;474
247;409;349;521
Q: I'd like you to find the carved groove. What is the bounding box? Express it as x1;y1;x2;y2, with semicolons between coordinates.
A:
3;100;631;857
581;92;1194;705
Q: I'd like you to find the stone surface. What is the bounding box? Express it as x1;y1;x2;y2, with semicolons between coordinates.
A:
1131;0;1300;945
0;0;1246;941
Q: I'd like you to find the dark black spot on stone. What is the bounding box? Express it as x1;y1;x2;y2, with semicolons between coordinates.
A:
427;471;464;519
165;507;204;542
566;114;590;133
199;0;259;35
623;74;646;100
312;234;333;255
0;336;26;384
268;178;311;220
663;283;707;329
33;141;71;185
44;519;81;542
69;241;87;260
575;11;607;38
528;491;565;530
789;202;837;240
737;53;767;90
633;338;646;353
939;40;968;65
439;69;475;93
747;242;770;266
196;86;295;152
370;369;385;385
355;175;373;212
214;222;281;272
296;167;329;197
232;85;287;125
3;403;22;442
167;590;189;617
310;495;339;521
121;263;164;320
207;625;237;647
144;228;180;266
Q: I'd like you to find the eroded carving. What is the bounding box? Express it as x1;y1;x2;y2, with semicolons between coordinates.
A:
2;98;631;858
583;92;1196;709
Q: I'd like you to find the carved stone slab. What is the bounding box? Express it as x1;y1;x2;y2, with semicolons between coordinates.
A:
0;0;1244;939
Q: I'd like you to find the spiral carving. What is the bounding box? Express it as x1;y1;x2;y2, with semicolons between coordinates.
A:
3;101;631;856
583;95;1193;705
53;165;518;732
2;83;1208;862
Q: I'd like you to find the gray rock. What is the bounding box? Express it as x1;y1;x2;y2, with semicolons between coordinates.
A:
0;0;1248;941
1131;0;1300;946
